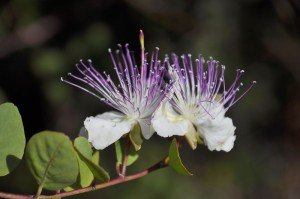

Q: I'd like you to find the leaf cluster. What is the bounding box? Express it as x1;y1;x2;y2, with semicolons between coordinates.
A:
0;102;192;197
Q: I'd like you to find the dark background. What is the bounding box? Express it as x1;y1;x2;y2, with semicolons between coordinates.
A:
0;0;300;198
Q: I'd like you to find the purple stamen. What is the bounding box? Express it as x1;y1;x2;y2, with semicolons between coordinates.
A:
167;54;255;119
62;42;169;119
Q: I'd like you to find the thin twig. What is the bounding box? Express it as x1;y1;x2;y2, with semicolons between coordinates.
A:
0;192;33;199
0;157;169;199
115;162;121;176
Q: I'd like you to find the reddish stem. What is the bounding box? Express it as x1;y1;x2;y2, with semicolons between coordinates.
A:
115;162;121;176
0;157;169;199
121;139;130;177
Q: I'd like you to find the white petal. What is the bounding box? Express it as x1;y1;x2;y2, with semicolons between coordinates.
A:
197;101;226;123
84;111;135;150
151;102;191;137
138;119;155;140
196;117;236;152
220;134;236;152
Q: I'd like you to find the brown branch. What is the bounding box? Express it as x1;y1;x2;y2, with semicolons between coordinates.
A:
0;192;33;199
0;157;169;199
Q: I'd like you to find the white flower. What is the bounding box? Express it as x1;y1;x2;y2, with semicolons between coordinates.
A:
152;54;255;152
196;114;236;152
152;102;190;137
63;32;170;149
84;112;135;150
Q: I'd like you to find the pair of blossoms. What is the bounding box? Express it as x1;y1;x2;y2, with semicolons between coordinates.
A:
62;31;255;152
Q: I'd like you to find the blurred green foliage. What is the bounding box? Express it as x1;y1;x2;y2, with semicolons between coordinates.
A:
0;103;25;176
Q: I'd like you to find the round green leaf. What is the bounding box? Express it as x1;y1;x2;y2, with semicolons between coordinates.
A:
169;138;192;176
25;131;79;190
0;103;25;176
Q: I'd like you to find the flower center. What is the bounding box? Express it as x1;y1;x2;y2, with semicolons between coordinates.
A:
178;102;200;123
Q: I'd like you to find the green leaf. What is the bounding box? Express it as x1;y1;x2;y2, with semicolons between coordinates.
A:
129;123;143;151
65;137;95;191
114;140;139;166
77;153;110;182
25;131;79;191
115;141;123;165
127;147;139;166
74;137;109;182
0;103;26;176
64;153;93;191
74;137;92;159
168;138;192;176
92;151;100;165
